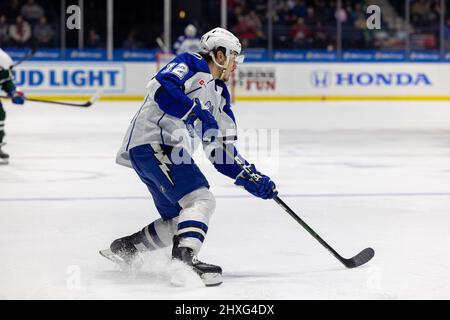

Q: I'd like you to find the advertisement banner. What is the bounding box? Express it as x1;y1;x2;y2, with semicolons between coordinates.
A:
13;62;156;96
235;63;450;98
11;61;450;100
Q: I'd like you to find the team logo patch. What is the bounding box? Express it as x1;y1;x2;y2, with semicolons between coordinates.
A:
161;62;177;74
198;79;205;86
170;63;189;80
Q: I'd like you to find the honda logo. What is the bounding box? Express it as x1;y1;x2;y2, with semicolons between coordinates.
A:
311;70;332;88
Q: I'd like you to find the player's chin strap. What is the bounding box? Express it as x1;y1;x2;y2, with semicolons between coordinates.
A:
210;53;230;80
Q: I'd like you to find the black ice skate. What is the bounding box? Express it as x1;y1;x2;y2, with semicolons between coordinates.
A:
99;234;142;269
0;144;9;165
172;236;222;287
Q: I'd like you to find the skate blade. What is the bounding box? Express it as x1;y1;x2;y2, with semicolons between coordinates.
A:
170;261;223;287
201;273;223;287
99;248;145;271
0;159;9;165
99;249;130;271
170;272;222;287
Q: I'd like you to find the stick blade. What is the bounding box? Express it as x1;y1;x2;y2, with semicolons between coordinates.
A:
344;247;375;269
82;91;101;107
90;91;101;103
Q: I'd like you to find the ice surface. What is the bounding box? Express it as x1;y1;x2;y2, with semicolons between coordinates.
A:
1;100;450;299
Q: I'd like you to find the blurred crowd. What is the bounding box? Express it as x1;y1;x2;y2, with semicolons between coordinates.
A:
0;0;56;47
1;0;449;51
408;0;450;50
228;0;450;50
228;0;338;49
0;0;103;48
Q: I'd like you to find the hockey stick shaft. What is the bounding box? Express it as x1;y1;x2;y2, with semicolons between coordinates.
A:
12;47;37;68
272;195;349;265
218;141;359;267
156;37;166;51
0;92;100;107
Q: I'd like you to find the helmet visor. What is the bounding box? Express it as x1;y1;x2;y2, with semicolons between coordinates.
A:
230;51;245;65
235;54;245;64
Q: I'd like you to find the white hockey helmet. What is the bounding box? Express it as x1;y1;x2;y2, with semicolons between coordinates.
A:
185;24;197;37
0;49;14;70
200;27;244;66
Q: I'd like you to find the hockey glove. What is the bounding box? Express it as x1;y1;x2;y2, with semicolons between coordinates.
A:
184;98;219;142
235;164;278;200
9;90;25;105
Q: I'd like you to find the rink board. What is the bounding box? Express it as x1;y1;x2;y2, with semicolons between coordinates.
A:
12;61;450;101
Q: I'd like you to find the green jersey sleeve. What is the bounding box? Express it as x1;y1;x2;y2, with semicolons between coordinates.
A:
0;69;16;94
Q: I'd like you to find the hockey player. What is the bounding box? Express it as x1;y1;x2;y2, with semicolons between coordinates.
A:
101;27;278;286
0;49;25;165
173;24;202;54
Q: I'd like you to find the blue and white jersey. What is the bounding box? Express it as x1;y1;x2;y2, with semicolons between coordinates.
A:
173;36;201;54
116;52;237;169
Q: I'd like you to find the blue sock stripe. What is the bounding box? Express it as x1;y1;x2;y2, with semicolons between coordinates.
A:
148;223;165;248
139;229;156;250
178;231;205;242
177;220;208;233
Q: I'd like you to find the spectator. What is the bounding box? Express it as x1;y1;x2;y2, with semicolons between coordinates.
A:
289;17;312;48
314;21;331;48
354;11;366;30
229;4;244;28
0;15;10;47
445;18;450;49
247;10;265;45
315;0;332;25
335;6;347;24
304;7;316;26
275;2;293;26
233;15;257;48
446;18;450;38
391;18;408;48
33;16;54;47
86;29;102;48
343;4;355;27
9;16;32;47
348;12;367;48
411;0;430;27
20;0;45;24
372;29;391;49
426;1;440;28
291;0;308;19
122;30;143;49
248;10;263;31
344;2;358;26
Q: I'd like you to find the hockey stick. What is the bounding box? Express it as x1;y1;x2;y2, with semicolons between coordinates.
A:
218;141;375;269
12;46;38;68
0;92;101;108
156;37;166;51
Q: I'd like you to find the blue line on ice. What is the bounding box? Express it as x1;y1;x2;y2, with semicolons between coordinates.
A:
0;192;449;202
